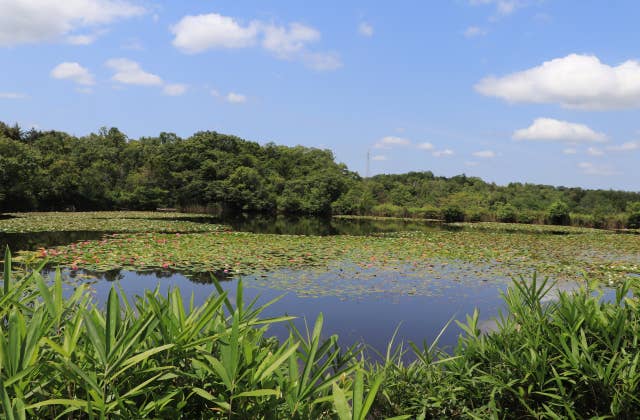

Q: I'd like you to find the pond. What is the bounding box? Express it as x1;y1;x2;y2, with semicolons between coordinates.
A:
4;212;629;357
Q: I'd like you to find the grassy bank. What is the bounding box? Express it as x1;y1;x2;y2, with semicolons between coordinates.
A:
1;250;639;418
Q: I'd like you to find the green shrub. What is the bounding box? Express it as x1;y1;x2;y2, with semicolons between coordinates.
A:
627;202;640;229
495;203;518;223
370;203;407;218
547;200;571;225
408;205;441;220
442;206;465;223
464;206;490;222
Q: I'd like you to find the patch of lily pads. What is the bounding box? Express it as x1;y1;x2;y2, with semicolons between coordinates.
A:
0;211;230;234
22;227;640;297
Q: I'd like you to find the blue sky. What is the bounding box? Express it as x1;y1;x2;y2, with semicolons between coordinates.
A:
1;0;639;191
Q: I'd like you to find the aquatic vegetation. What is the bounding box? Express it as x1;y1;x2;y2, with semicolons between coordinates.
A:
0;211;230;234
26;226;640;291
1;251;639;418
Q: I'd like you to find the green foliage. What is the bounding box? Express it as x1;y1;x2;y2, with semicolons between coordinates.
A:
627;202;640;229
547;200;571;225
495;203;518;223
376;275;640;418
442;206;465;223
1;250;640;418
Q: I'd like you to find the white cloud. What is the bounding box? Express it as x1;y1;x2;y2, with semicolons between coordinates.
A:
417;142;434;150
51;62;95;85
301;51;343;71
226;92;247;104
171;13;259;53
67;33;99;45
433;149;454;157
470;0;525;16
262;22;319;58
606;141;640;152
476;54;640;110
374;136;411;149
358;22;374;37
563;148;577;155
162;83;188;96
170;12;341;71
472;150;496;158
586;147;604;156
0;92;27;99
106;58;163;86
578;162;620;176
0;0;144;46
464;26;487;38
513;118;607;143
372;155;387;161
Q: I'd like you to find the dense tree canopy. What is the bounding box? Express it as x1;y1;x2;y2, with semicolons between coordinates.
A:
0;122;639;227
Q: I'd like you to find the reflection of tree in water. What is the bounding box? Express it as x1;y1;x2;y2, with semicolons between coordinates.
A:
0;231;106;253
61;267;235;284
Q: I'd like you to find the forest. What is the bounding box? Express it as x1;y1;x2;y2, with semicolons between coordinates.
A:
1;121;639;228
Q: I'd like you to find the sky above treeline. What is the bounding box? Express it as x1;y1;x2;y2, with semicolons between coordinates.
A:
1;0;639;191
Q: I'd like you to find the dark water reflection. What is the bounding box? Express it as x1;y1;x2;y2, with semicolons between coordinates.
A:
194;213;453;236
0;230;107;253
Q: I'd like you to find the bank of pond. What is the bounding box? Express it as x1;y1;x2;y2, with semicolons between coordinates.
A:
0;212;639;417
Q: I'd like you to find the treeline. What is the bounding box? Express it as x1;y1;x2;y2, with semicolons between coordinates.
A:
1;122;639;228
335;172;640;229
0;122;356;214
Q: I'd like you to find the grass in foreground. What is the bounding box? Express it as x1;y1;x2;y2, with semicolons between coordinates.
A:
1;248;640;418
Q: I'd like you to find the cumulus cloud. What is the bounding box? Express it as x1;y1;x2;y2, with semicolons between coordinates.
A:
0;0;144;46
432;149;454;157
472;150;496;158
106;58;162;86
262;22;319;58
51;62;95;85
170;12;341;71
226;92;247;104
162;83;188;96
606;141;640;152
476;54;640;110
372;155;387;161
578;162;619;176
417;142;434;150
563;148;577;155
0;92;27;99
170;13;259;53
464;26;487;38
513;118;607;143
374;136;411;149
358;22;374;37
